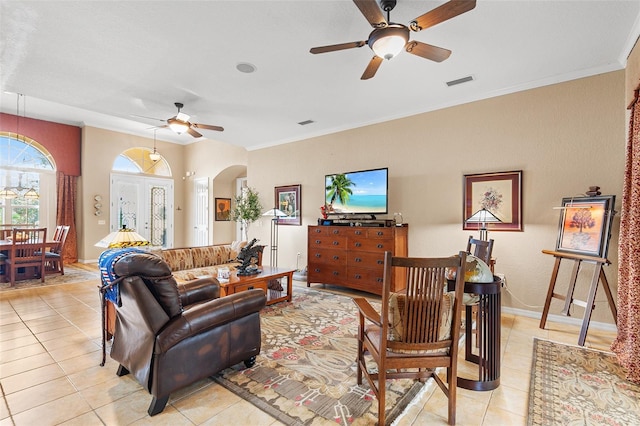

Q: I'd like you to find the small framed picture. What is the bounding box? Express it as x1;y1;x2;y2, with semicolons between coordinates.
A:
215;198;231;221
463;170;523;232
555;195;616;258
275;185;301;226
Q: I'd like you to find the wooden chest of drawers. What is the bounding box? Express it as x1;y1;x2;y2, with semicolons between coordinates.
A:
307;224;408;295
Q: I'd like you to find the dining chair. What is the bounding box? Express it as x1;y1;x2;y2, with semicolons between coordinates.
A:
5;227;47;287
466;236;494;268
353;251;467;425
45;225;70;275
0;252;6;282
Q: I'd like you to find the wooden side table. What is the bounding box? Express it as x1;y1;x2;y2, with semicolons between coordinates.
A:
456;277;502;391
219;266;294;306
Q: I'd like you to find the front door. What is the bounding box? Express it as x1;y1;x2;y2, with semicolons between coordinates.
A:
110;173;174;248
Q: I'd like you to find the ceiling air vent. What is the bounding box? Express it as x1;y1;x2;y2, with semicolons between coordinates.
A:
446;75;474;87
297;119;315;126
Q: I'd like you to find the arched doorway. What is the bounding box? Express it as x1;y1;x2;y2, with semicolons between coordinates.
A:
111;147;174;247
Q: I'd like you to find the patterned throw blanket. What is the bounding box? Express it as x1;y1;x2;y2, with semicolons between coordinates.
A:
98;247;146;305
98;247;146;366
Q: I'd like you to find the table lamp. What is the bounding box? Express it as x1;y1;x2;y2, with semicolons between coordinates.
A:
95;224;150;248
465;208;501;241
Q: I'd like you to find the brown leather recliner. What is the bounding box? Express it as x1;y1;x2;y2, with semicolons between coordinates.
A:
109;252;266;416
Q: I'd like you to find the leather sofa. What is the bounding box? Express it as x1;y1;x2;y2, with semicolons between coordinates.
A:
108;252;266;416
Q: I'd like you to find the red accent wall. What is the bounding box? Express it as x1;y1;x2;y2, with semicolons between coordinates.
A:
0;113;81;176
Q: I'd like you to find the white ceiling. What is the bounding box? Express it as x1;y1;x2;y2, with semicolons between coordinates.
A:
1;1;639;151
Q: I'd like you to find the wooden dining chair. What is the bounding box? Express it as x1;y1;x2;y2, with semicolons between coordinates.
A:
45;225;70;275
466;236;494;268
353;251;467;425
5;227;47;287
0;252;6;282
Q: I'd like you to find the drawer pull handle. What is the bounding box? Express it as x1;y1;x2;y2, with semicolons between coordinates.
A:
315;229;322;234
248;286;254;290
377;231;383;236
333;241;339;245
333;271;339;275
377;278;383;283
355;274;362;279
333;255;339;260
355;242;361;247
315;253;321;258
377;244;383;249
315;240;321;244
377;260;383;265
332;230;339;234
355;230;362;235
355;258;362;262
314;268;321;273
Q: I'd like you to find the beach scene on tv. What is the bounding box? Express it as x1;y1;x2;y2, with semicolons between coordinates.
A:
325;168;388;214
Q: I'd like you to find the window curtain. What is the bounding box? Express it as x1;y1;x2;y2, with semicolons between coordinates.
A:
611;87;640;384
56;172;78;263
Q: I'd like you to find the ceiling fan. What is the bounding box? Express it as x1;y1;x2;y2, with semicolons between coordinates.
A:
310;0;476;80
143;102;224;138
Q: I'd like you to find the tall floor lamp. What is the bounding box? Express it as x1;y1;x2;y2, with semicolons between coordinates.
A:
465;208;501;241
262;208;287;267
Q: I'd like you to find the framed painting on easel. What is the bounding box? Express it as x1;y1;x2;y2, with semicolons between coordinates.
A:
555;195;616;258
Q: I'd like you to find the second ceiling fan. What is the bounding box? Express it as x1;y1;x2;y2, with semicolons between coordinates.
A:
310;0;476;80
161;102;224;138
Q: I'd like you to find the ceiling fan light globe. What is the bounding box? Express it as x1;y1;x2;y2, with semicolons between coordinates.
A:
168;118;189;134
369;25;409;60
149;150;161;162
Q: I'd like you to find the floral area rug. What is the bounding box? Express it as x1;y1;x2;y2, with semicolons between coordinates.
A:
213;287;423;425
528;338;640;425
0;264;99;291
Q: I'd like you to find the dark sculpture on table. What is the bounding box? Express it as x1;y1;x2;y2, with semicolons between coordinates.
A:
236;238;263;276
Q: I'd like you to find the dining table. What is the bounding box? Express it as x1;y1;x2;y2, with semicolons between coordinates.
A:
0;239;58;282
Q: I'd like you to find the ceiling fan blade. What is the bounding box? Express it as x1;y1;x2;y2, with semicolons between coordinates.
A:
409;0;476;32
130;114;165;123
310;41;366;54
361;56;383;80
187;127;203;138
353;0;388;28
193;123;224;132
405;41;451;62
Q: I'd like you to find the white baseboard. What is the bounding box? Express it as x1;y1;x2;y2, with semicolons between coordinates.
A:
502;306;618;332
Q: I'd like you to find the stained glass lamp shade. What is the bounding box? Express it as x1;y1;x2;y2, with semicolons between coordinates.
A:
95;225;149;248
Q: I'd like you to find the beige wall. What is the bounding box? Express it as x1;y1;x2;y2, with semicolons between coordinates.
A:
79;128;247;261
626;37;640;105
246;71;625;325
76;70;625;325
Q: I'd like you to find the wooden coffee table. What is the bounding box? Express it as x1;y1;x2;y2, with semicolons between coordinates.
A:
219;266;294;305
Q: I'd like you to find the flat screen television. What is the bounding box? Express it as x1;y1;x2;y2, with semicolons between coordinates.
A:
325;167;388;215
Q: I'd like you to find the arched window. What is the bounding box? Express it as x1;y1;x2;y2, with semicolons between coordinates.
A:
0;133;55;226
112;147;171;176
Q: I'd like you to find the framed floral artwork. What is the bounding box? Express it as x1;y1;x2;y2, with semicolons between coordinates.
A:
275;184;301;226
555;195;616;258
463;170;523;232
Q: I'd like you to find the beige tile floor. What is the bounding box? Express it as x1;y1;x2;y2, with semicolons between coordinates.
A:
0;269;617;426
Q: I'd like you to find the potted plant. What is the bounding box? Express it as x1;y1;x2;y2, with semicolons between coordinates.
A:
230;187;263;241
